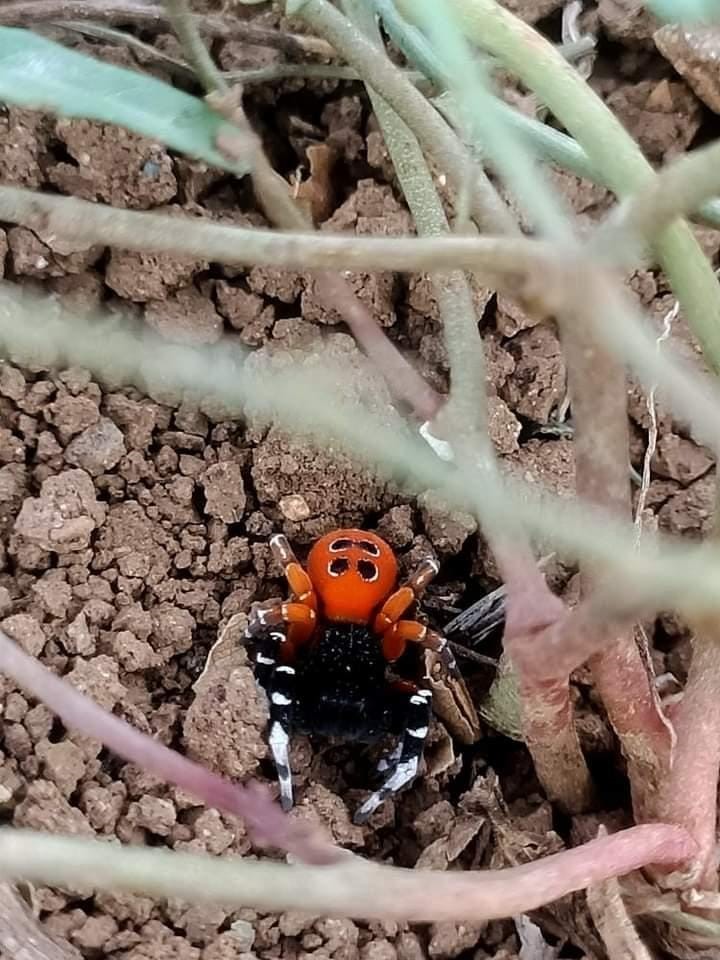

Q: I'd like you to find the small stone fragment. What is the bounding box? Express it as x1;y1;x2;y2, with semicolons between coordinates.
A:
201;461;246;522
652;434;714;485
127;795;176;836
502;323;566;424
184;664;267;779
655;25;720;113
1;613;45;656
14;468;106;553
37;740;86;796
145;285;223;345
65;655;126;711
65;417;126;476
419;491;477;556
279;494;311;521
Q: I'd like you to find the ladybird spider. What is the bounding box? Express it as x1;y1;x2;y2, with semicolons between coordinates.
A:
246;528;461;824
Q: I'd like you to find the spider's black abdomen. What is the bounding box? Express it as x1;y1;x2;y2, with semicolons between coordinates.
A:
294;622;394;741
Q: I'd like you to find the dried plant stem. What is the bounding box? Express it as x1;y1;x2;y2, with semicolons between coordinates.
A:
595;139;720;262
166;4;442;424
0;1;337;57
634;303;678;537
345;0;590;810
0;182;532;273
291;0;517;236
655;617;720;889
407;0;720;373
4;185;720;461
163;0;228;95
559;279;672;820
4;284;720;621
0;825;695;922
0;628;338;865
0;882;80;960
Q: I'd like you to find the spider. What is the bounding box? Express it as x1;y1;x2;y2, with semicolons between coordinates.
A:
246;527;462;824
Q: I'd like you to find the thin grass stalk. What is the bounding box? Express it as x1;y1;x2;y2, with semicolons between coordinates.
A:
288;0;518;236
163;0;443;425
344;0;591;810
0;825;696;922
4;284;720;621
400;0;720;373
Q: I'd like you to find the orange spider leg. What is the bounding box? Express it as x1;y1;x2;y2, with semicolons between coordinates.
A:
373;557;439;634
381;619;459;677
247;599;317;649
270;533;317;646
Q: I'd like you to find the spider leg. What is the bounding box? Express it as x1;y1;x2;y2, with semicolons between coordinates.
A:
253;629;286;690
373;557;439;634
376;737;404;774
246;535;318;645
354;685;432;824
266;660;297;811
245;599;316;639
381;620;460;678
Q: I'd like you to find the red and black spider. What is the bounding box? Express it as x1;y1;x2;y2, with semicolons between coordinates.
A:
246;528;461;824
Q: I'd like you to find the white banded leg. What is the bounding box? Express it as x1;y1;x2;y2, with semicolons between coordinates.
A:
267;663;296;811
252;630;285;690
376;738;404;774
354;687;432;824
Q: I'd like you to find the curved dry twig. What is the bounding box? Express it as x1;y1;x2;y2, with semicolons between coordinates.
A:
0;629;339;866
0;1;336;58
0;824;696;922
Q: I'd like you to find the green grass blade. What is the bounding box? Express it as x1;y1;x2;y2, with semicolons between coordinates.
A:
0;27;250;174
647;0;720;21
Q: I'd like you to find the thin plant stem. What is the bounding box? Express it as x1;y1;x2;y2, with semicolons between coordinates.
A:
164;1;443;424
3;185;720;462
342;0;489;432
0;1;337;57
50;21;196;79
291;0;518;236
434;94;720;232
654;477;720;890
399;0;720;373
0;628;338;865
595;138;720;261
53;24;405;87
411;0;574;242
163;0;228;95
0;825;696;922
0;882;80;960
634;302;678;541
343;0;589;809
371;0;720;232
1;180;720;473
0;181;534;272
655;616;720;889
558;275;673;821
6;288;720;634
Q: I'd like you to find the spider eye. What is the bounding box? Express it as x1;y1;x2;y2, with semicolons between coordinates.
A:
328;557;350;576
356;540;381;557
329;538;353;552
357;559;378;582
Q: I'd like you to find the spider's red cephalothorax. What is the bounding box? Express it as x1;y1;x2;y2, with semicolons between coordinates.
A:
246;528;461;823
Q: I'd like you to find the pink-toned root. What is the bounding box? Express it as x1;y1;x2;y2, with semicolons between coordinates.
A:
590;632;673;823
655;623;720;889
0;630;339;866
315;272;443;424
518;674;594;813
0;823;696;922
500;550;593;812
